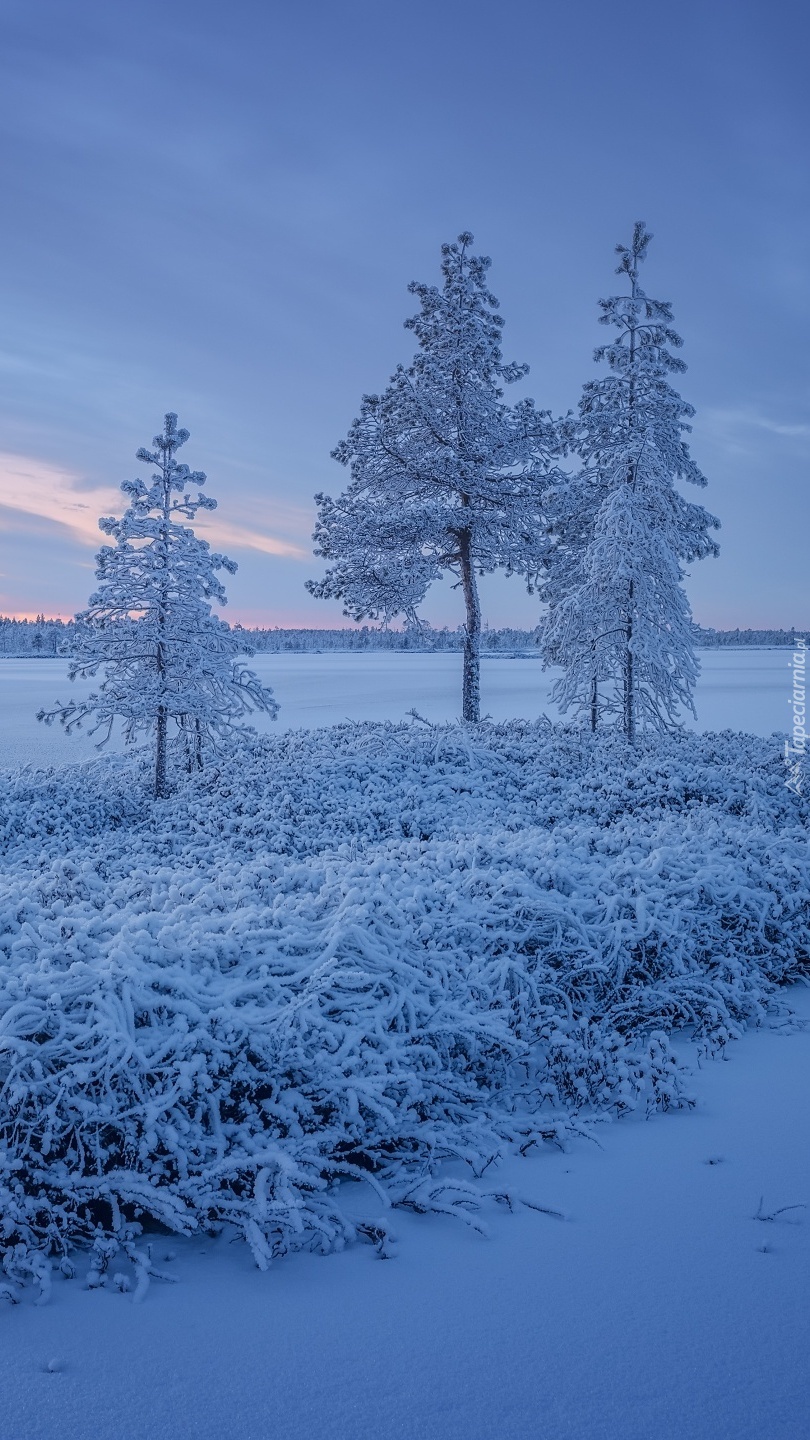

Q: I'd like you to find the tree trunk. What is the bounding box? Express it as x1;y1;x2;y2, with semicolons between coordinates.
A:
154;464;171;798
154;705;167;798
590;671;598;733
624;263;637;744
457;526;481;723
623;579;635;744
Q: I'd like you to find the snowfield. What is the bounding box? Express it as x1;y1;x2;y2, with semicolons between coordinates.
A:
0;646;797;769
1;706;808;1439
3;988;809;1440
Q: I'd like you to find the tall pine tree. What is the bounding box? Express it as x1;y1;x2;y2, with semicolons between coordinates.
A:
308;233;558;721
542;223;720;739
39;414;277;796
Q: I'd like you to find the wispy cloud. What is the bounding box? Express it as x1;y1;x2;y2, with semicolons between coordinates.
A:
0;452;309;560
702;407;810;449
195;514;308;560
0;499;94;544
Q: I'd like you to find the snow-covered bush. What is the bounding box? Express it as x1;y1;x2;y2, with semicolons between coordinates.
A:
0;723;807;1277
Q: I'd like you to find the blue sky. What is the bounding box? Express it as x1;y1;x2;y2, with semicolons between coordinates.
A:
0;0;807;628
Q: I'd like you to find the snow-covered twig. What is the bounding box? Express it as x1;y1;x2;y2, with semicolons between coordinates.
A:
753;1197;807;1224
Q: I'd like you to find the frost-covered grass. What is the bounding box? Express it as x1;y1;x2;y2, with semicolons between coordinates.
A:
1;721;808;1287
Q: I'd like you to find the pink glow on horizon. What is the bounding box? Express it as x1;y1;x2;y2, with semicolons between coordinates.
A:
0;453;792;636
0;452;310;562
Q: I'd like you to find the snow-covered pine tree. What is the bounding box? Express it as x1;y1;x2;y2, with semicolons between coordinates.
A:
307;233;558;721
39;414;278;796
541;223;720;739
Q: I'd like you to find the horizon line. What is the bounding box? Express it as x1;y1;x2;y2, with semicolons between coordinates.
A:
0;613;800;634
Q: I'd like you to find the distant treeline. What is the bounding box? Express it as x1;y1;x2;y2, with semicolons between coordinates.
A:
695;628;802;648
239;624;804;653
0;616;68;656
1;616;803;657
236;624;542;652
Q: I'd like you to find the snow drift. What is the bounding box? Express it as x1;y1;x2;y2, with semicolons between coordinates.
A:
0;721;807;1278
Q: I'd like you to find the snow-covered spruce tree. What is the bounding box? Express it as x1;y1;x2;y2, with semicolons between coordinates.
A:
541;223;720;740
307;234;558;722
39;414;278;796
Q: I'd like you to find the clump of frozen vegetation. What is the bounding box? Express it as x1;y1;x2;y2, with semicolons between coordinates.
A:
1;721;807;1282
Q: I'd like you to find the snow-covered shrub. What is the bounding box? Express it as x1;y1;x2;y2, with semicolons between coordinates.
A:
0;722;807;1276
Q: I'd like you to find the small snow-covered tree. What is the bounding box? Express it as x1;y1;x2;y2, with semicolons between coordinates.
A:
542;223;720;740
307;233;558;721
39;413;278;796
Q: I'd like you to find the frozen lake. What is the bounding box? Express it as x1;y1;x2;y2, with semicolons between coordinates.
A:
0;648;796;769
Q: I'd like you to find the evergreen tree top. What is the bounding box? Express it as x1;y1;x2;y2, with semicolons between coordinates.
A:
98;413;233;574
113;412;218;526
401;231;528;393
595;220;686;378
580;222;709;490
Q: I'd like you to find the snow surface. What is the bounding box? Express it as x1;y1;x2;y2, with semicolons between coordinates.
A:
2;986;809;1440
1;659;807;1440
0;647;796;769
